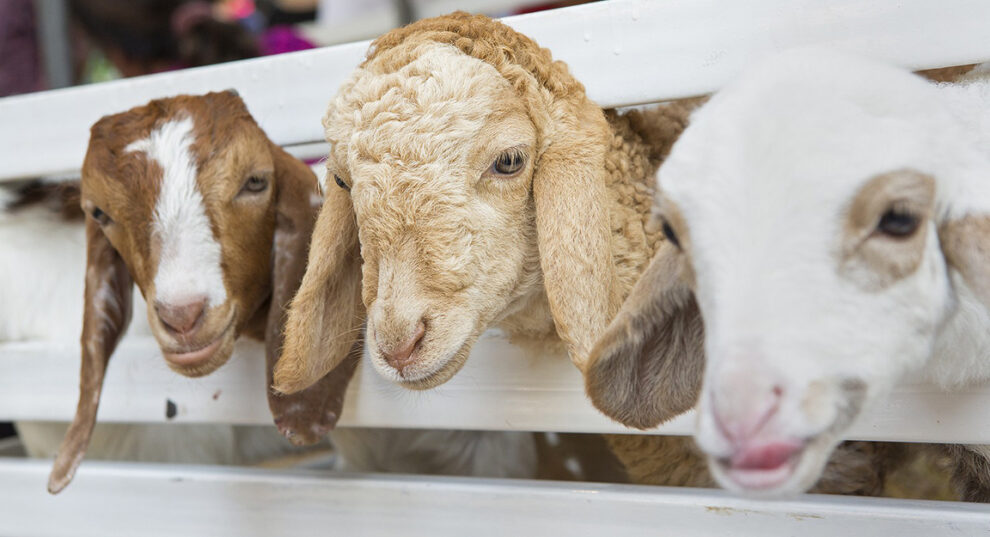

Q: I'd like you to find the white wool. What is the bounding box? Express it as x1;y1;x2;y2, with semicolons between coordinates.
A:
657;49;990;495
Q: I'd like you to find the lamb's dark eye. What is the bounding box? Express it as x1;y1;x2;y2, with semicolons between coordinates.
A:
91;207;112;226
877;209;919;238
334;174;350;191
241;175;269;194
492;150;525;176
661;219;681;249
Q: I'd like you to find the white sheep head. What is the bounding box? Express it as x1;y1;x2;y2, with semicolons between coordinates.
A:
586;49;990;496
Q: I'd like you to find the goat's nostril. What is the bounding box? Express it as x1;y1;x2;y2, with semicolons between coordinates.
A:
155;298;207;335
713;385;783;444
382;320;427;373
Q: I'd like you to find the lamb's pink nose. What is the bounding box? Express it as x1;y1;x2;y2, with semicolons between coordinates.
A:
382;321;426;373
730;441;803;470
155;298;206;335
713;385;783;444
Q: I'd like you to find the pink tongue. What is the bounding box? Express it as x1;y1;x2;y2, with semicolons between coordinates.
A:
731;442;801;470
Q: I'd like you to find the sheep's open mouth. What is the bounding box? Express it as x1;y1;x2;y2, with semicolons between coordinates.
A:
715;440;806;491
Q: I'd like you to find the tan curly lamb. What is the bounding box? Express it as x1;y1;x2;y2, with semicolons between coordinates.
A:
272;12;891;492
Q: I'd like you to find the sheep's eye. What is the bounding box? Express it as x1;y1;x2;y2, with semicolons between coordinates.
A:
876;209;919;238
334;174;350;191
241;175;269;194
492;150;526;176
661;219;681;249
91;207;112;226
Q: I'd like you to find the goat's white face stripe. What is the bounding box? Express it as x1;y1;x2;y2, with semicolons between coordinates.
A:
126;117;228;307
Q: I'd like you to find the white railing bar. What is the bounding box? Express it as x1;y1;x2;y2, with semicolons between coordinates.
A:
3;335;990;444
0;459;987;537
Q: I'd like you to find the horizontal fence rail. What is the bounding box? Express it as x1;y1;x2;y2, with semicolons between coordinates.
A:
0;460;988;537
3;334;990;444
2;0;990;181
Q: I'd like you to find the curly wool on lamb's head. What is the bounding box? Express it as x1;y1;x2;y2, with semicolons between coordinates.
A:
275;12;624;392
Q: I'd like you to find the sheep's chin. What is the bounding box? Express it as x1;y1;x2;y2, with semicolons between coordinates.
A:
707;436;836;497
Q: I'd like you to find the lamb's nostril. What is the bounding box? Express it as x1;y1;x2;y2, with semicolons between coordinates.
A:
713;384;784;445
382;320;427;373
155;298;207;335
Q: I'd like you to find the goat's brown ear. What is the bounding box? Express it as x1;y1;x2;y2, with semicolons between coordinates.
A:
585;246;704;429
533;98;619;370
272;158;363;395
940;215;990;308
264;145;361;443
48;218;133;494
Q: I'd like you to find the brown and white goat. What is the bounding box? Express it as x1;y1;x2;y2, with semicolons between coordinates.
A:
48;91;358;493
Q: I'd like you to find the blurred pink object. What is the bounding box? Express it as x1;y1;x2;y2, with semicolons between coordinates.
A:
261;25;316;55
0;0;45;96
220;0;257;20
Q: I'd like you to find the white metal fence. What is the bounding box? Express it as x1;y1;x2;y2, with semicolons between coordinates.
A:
2;0;990;534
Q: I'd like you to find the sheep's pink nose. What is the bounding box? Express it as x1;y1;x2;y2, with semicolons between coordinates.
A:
381;321;426;373
714;385;784;445
155;298;206;335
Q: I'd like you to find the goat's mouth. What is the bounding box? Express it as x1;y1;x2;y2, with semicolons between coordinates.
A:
396;337;475;390
160;316;236;376
709;438;820;495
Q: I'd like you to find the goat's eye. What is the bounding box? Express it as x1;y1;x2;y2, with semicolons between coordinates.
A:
492;150;526;176
876;209;919;238
91;207;112;226
334;174;350;191
661;219;681;249
241;175;269;194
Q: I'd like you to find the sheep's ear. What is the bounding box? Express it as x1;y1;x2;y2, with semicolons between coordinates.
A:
584;246;705;429
272;162;363;395
48;218;133;494
264;145;361;444
533;101;620;370
940;215;990;308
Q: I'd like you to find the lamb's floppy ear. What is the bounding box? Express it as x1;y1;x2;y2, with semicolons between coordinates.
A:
940;214;990;307
584;245;705;429
272;163;363;395
533;98;620;369
264;145;360;442
48;217;133;494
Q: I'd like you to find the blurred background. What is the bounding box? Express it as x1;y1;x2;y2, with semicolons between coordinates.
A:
0;0;599;98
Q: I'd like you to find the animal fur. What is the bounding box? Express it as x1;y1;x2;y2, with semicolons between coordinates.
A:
272;13;894;492
0;191;302;474
585;50;990;498
3;95;539;492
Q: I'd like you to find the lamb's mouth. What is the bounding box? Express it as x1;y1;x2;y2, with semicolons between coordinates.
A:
397;337;475;390
161;317;236;369
713;439;808;492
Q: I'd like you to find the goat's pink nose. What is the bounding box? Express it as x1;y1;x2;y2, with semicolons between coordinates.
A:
155;298;206;335
382;321;426;373
714;385;784;444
